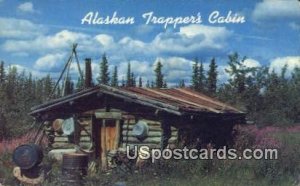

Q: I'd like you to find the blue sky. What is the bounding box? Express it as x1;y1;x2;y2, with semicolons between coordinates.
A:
0;0;299;85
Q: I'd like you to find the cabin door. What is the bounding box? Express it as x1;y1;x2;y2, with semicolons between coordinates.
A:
97;118;121;170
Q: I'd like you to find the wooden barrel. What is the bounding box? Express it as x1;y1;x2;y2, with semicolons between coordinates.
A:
61;153;88;185
12;144;43;170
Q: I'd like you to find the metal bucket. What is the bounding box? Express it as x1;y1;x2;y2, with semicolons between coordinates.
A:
12;143;43;170
61;153;89;185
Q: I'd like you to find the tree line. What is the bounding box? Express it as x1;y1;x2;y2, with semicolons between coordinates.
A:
0;52;300;139
0;62;56;139
97;54;168;88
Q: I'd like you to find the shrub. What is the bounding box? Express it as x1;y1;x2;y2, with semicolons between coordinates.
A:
234;125;300;183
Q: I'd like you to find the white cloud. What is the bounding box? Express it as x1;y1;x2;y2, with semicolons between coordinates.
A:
98;24;232;58
34;53;66;72
151;24;232;55
252;0;300;22
180;24;231;40
18;2;35;13
118;36;149;56
10;64;53;78
2;23;232;60
113;57;195;85
2;30;94;54
244;58;261;68
33;52;91;81
0;17;45;39
1;24;233;83
95;34;114;48
155;57;193;71
154;57;195;83
118;60;152;78
135;24;155;35
269;56;300;75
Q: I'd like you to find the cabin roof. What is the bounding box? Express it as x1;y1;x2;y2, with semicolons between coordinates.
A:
30;84;244;118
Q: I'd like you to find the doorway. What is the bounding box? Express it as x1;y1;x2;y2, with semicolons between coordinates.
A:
94;117;122;170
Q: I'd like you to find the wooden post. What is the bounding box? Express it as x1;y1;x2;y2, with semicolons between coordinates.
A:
114;119;120;149
160;119;171;150
101;119;107;170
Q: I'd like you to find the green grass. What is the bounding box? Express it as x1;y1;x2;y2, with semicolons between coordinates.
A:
1;155;297;186
1;130;299;186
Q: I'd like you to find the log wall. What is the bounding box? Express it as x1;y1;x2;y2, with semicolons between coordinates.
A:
47;111;179;151
49;115;93;150
121;116;178;149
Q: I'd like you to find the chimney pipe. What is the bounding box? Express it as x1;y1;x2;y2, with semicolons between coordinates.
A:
85;58;92;88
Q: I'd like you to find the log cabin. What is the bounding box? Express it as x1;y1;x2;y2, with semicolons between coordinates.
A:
29;84;245;170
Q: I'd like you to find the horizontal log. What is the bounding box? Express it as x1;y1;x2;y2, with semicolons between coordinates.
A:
122;131;177;137
54;137;68;142
123;120;161;126
52;142;92;149
82;126;91;131
95;112;122;119
80;130;91;135
54;136;91;142
122;125;177;131
122;136;177;144
78;121;91;126
122;134;178;139
121;143;160;149
95;108;122;112
53;133;91;138
138;119;160;125
122;125;162;131
78;142;93;148
79;136;92;142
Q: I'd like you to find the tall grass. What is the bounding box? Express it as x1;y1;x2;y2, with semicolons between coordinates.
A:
1;125;299;185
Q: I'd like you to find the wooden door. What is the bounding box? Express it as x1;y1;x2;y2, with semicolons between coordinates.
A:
98;119;121;170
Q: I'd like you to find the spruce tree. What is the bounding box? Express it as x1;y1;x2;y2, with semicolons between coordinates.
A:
126;62;132;87
191;58;199;90
98;54;110;85
163;80;167;88
26;73;33;97
198;60;206;91
154;61;164;88
111;66;118;87
226;53;249;94
6;66;18;100
179;79;185;88
138;76;142;87
207;58;218;94
44;74;53;100
0;61;5;84
131;72;136;87
146;80;150;88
